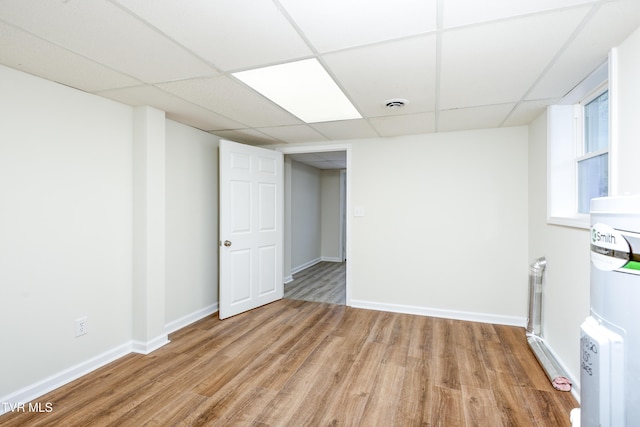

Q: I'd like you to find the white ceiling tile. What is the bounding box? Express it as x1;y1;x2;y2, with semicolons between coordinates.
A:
96;85;246;131
0;22;141;92
113;0;312;71
1;0;638;143
315;151;347;162
0;0;216;83
310;119;379;140
157;76;303;128
279;0;437;52
439;7;589;109
369;112;435;137
167;107;245;133
501;100;552;127
323;35;437;117
288;152;346;170
212;129;282;146
257;125;329;144
528;0;640;100
288;153;324;162
301;160;345;170
442;0;596;29
438;104;515;132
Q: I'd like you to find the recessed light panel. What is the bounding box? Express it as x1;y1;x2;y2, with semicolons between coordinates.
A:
233;58;361;123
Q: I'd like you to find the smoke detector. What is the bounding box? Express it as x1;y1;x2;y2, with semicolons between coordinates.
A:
385;98;408;109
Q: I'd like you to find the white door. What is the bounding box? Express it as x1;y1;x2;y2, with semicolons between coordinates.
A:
219;140;284;319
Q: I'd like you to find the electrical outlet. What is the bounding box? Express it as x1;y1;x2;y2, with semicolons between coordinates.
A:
75;317;88;337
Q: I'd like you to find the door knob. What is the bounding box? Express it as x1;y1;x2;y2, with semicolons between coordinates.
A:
223;240;232;247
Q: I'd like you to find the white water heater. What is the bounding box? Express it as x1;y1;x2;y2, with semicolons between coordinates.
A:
580;195;640;426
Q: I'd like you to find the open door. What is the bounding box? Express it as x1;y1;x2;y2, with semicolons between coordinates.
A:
219;140;284;319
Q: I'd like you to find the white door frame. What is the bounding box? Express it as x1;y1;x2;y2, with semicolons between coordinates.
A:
277;143;352;306
339;169;347;262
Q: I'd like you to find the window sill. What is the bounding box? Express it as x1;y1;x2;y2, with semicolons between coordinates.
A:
547;215;590;230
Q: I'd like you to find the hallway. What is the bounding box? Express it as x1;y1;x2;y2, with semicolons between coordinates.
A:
284;261;346;305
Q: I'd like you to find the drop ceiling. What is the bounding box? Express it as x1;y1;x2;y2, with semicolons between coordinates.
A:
1;0;639;146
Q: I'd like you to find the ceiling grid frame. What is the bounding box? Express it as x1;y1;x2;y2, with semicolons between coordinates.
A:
0;0;637;144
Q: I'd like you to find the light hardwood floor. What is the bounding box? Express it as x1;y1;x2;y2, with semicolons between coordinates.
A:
0;299;578;426
284;261;346;305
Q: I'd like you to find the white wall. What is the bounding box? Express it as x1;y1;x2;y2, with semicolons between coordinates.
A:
613;26;640;195
320;169;342;261
283;157;293;280
165;120;219;327
527;27;640;393
0;66;223;407
286;160;343;275
528;112;591;386
132;106;168;351
290;160;322;271
348;127;529;324
0;65;134;397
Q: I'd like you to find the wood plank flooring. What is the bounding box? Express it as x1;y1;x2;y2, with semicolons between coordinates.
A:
284;261;345;305
0;299;578;426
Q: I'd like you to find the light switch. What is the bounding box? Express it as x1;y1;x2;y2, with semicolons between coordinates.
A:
354;206;365;217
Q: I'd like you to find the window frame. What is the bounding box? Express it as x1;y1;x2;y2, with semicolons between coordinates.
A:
547;61;610;229
575;85;609;215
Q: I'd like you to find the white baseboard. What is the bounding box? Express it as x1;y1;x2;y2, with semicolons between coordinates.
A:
286;258;342;284
290;257;321;275
529;335;581;403
164;302;219;335
349;299;527;327
290;256;342;277
131;335;170;355
348;300;581;398
321;256;343;262
0;304;220;415
0;342;131;416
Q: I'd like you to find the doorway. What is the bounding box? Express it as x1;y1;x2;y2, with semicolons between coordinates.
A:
278;144;351;306
285;260;346;304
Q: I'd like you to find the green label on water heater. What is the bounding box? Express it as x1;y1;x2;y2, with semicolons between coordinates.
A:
624;261;640;271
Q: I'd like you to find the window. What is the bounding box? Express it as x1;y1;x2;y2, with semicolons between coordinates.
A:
547;61;609;228
577;90;609;214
